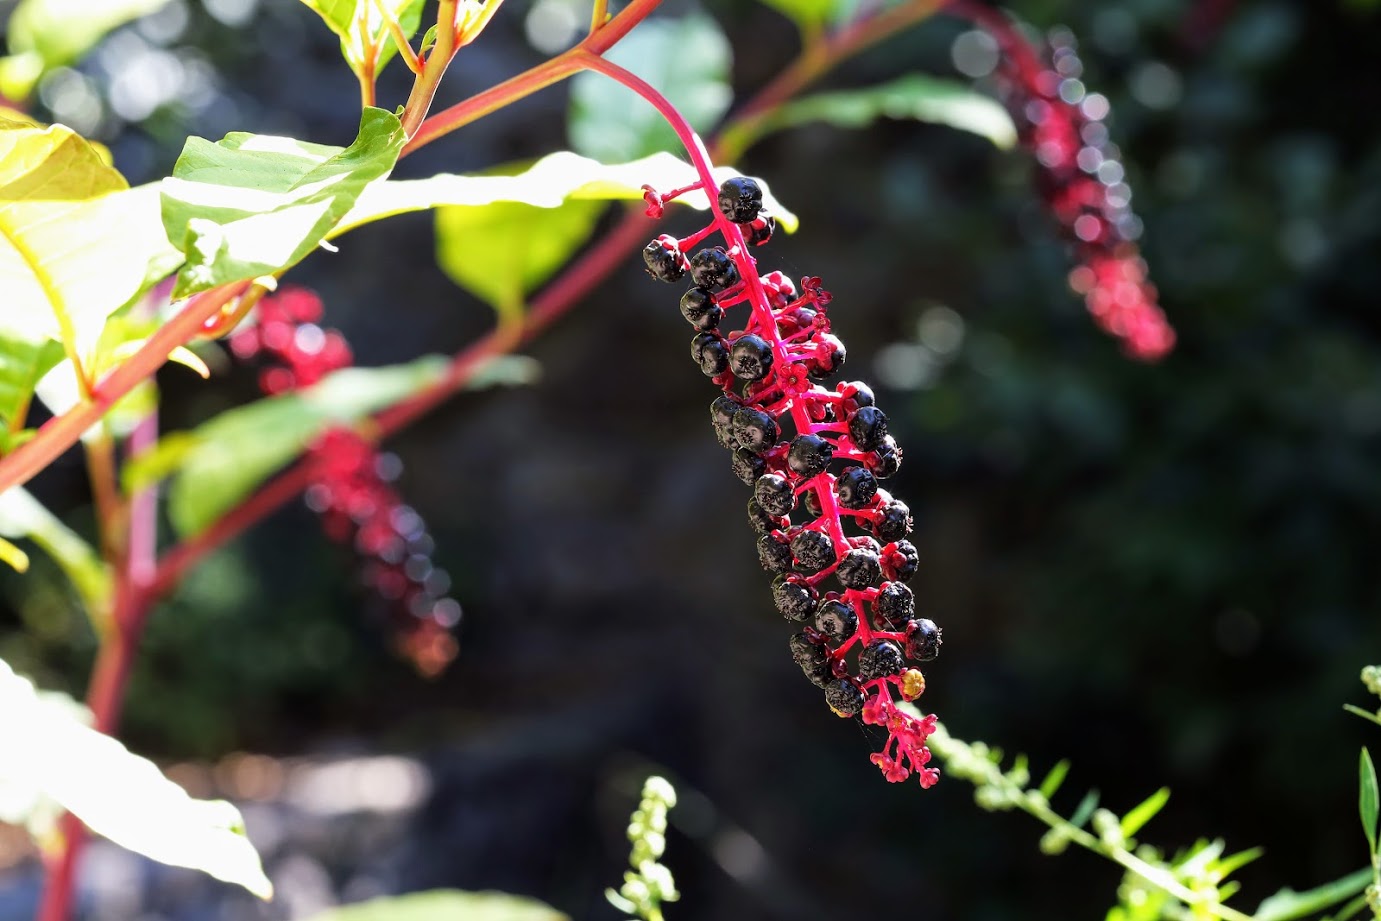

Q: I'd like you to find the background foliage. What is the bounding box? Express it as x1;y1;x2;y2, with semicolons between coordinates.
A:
2;0;1381;918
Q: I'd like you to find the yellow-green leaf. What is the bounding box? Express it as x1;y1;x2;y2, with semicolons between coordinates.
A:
336;150;798;235
0;536;30;572
297;0;426;78
0;121;180;364
0;657;272;898
160;108;405;298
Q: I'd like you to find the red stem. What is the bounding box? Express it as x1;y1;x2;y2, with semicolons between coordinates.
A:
0;283;246;497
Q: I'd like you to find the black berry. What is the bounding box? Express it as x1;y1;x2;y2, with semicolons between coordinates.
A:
731;406;779;454
791;529;836;573
808;334;846;380
741;213;775;246
904;618;943;662
814;598;857;640
754;474;795;517
730;334;773;381
757;534;793;573
869;436;902;478
747;498;783;534
871;500;912;542
824;678;866;717
680;287;721;330
872;581;915;629
773;576;817;622
881;540;919;582
689;247;739;290
849;406;888;452
731;448;766;486
858;640;905;681
787;434;834;477
835;548;882;589
789;633;832;688
838;381;875;409
642;236;685;283
835;467;878;510
717;176;763;223
690;333;729;376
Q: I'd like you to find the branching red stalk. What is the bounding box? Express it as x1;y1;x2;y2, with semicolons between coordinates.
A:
0;282;247;497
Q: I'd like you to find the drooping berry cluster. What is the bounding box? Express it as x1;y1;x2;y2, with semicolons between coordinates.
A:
964;5;1175;361
228;287;461;675
642;177;942;787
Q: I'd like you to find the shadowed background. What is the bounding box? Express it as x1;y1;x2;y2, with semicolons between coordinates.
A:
2;0;1381;918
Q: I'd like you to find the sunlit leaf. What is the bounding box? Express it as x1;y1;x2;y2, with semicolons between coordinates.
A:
160;108;405;298
1361;748;1378;857
436;199;605;322
337;150;798;235
301;890;568;921
163;355;537;537
1118;787;1170;839
0;657;272;898
730;73;1018;156
297;0;426;78
0;332;64;434
1;0;169;99
569;15;731;163
1255;868;1372;921
0;486;111;618
0;121;182;365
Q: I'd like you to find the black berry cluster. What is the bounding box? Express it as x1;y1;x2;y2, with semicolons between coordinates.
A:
641;178;941;786
229;287;461;675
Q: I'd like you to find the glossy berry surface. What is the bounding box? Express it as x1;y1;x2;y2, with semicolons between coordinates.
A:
689;247;739;290
642;235;685;283
835;467;878;510
814;599;857;640
905;618;943;662
859;640;905;681
824;679;866;717
753;474;794;517
773;577;818;622
881;540;920;582
730;334;774;381
790;633;832;688
717;176;764;223
849;406;888;452
836;549;882;589
872;581;915;629
679;287;721;330
757;534;793;573
787;434;834;477
791;529;836;573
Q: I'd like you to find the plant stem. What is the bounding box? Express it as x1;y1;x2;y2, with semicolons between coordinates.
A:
588;0;609;35
36;411;159;921
0;282;247;497
399;0;459;138
83;429;124;567
403;0;664;155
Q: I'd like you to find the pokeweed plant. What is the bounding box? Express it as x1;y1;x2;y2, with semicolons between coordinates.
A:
0;0;1364;919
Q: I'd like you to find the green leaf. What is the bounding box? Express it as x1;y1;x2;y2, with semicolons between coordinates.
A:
0;120;182;362
336;150;799;236
1118;787;1170;839
436;199;605;322
1254;868;1373;921
0;657;272;898
160;107;405;298
0;486;111;618
0;333;63;432
2;0;170;99
1213;846;1264;879
164;355;538;537
739;74;1018;154
301;890;568;921
1069;788;1100;829
297;0;426;79
568;15;732;163
1360;748;1378;857
1037;759;1070;800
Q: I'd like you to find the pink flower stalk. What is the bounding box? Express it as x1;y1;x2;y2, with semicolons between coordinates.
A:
641;178;942;787
957;4;1175;360
229;287;461;675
